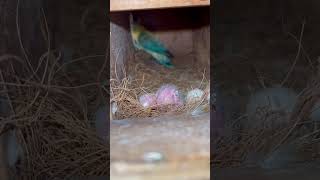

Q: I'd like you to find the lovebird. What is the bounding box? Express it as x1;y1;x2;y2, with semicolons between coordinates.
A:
129;14;174;68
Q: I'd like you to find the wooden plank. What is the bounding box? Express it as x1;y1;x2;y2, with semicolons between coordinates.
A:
111;159;209;180
110;14;133;81
110;113;210;179
110;0;210;12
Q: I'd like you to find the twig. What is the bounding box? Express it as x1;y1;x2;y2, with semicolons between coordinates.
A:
40;8;50;84
281;20;305;86
0;81;100;90
16;0;38;80
53;55;105;76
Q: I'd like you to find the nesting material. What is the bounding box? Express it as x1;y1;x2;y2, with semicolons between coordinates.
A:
190;105;207;117
110;52;210;120
0;1;110;178
0;47;109;178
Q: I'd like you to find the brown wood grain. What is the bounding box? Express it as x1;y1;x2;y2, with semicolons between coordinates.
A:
110;0;210;12
110;113;210;179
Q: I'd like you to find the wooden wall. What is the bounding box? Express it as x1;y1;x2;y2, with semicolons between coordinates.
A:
110;13;134;80
109;7;210;76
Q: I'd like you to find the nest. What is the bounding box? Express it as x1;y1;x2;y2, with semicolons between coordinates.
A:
110;52;210;120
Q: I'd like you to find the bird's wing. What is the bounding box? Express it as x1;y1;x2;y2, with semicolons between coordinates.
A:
147;50;173;67
138;31;174;58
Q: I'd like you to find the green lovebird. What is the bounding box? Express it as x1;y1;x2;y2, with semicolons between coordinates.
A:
129;14;174;68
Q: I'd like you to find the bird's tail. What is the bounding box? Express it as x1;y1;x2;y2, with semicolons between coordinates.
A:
149;51;174;68
159;57;174;68
162;61;174;68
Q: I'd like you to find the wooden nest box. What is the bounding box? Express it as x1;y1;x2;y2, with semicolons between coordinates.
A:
109;1;211;180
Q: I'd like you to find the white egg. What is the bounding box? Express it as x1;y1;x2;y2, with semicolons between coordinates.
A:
186;88;204;103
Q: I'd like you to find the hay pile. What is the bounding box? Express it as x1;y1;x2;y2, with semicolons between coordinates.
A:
0;1;111;179
110;52;210;120
0;50;108;179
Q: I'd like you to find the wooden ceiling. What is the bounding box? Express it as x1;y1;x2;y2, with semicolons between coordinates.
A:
110;0;210;12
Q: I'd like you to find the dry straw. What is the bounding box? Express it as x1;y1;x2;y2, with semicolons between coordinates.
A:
110;51;210;120
0;2;108;179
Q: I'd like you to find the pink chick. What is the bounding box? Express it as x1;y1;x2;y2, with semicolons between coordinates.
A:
155;84;183;106
139;93;157;108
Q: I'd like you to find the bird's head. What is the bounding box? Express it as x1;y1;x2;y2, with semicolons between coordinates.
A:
129;13;141;26
129;14;145;39
129;13;143;28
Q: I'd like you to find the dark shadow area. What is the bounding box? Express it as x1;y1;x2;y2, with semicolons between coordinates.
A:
212;0;320;179
0;0;109;179
132;7;210;31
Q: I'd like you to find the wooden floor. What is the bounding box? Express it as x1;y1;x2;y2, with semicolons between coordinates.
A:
110;113;210;180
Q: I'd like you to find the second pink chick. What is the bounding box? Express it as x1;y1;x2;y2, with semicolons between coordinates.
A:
155;84;184;107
